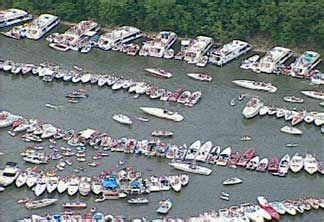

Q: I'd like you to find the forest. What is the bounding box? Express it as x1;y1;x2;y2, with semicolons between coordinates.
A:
1;0;324;51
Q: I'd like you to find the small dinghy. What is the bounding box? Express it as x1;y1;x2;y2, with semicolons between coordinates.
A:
145;68;172;78
187;73;212;82
152;130;173;137
156;199;172;214
280;125;303;135
112;114;132;125
63;202;87;208
283;96;304;103
127;197;149;204
222;177;243;185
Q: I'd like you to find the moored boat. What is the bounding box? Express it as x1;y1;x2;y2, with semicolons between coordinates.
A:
140;107;184;122
168;161;212;175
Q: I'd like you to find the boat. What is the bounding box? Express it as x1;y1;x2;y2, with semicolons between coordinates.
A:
242;97;264;119
34;177;47;196
240;55;260;70
280;126;303;135
139;31;177;57
276;154;290;176
258;47;292;73
256;158;269;172
127;197;149;204
283;96;304;103
300;91;324;100
230;98;236;106
291;111;306;126
24;14;60;40
289;153;304;173
236;148;256;167
257;196;281;220
216;147;232;166
57;177;68;193
303;154;318;175
25;198;58;209
246;156;260;170
151;130;173;137
145;68;172;78
268;157;280;172
187;73;213;82
195;141;213;162
79;177;91;196
112;114;132;125
232;80;278;93
183;36;213;64
210;40;252;66
168;161;212;175
140;107;184;122
0;8;33;28
185;140;201;160
67;177;80;196
63;202;87;208
318;160;324;175
46;176;59;193
15;171;28;187
290;51;321;77
156;199;172;214
91;178;103;195
222;177;243;185
169;175;182;192
0;162;20;187
195;55;209;67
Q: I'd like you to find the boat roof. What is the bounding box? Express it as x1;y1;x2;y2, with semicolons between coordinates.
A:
216;40;249;55
27;14;58;29
292;51;320;68
186;36;213;52
261;46;291;62
0;8;28;22
79;128;96;139
101;26;141;40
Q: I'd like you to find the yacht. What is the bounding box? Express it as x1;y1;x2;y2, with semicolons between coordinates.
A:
0;8;32;28
183;36;214;64
139;31;177;57
48;20;99;51
24;14;60;40
290;51;321;77
258;47;292;73
97;26;142;51
209;40;252;65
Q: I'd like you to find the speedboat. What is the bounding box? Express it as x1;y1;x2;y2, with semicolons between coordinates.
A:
185;140;201;160
67;176;80;196
291;111;306;125
240;55;260;70
259;106;269;116
151;130;173;137
222;177;243;185
236;148;256;167
300;91;324;100
156;199;172;214
25;198;58;209
303;154;318;175
276;154;290;176
232;80;278;93
140;107;184;122
112;114;132;125
81;73;92;83
57;177;68;193
79;177;91;196
34;176;47;196
289;153;304;173
169;175;182;192
26;171;39;188
256;158;269;172
246;156;260;170
257;196;281;221
127;197;149;204
280;126;303;135
187;73;212;82
195;141;213;162
283;96;304;103
177;91;191;104
216;147;231;166
0;162;20;186
168;161;212;175
91;178;103;195
185;90;202;107
145;68;172;78
62;202;87;208
242;97;264;119
15;171;28;187
268;157;280;172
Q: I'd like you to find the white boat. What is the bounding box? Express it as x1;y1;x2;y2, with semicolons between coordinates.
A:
232;80;278;93
256;158;269;172
140;107;184;122
259;106;269;116
46;176;58;193
112;114;132;125
314;113;324;126
300;91;324;100
304;154;318;175
168;162;212;175
23;152;48;164
258;47;292;73
24;14;60;40
127;197;149;204
140;31;177;57
222;177;243;185
242;97;264;119
81;73;92;83
169;175;182;192
34;177;47;196
151;130;173;137
15;171;28;187
277;154;291;176
0;111;22;128
98;26;142;51
26;172;39;188
63;202;87;208
240;55;260;70
210;40;252;66
156;199;173;214
57;177;68;193
283;96;304;103
246;156;260;170
185;140;201;160
290;51;321;77
25;198;57;209
183;36;213;64
186;73;213;82
79;177;91;196
0;162;20;187
195;141;213;162
145;68;172;78
67;177;80;196
216;147;232;166
0;8;33;28
91;179;103;195
289;153;304;173
280;126;303;135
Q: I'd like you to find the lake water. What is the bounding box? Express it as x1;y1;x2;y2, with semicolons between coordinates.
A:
0;34;323;221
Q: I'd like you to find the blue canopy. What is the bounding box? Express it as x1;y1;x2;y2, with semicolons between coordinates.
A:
102;176;119;189
130;181;142;188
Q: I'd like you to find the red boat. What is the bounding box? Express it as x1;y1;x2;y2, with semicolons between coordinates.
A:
228;151;241;167
236;148;256;167
168;88;185;102
268;157;280;172
257;196;281;220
